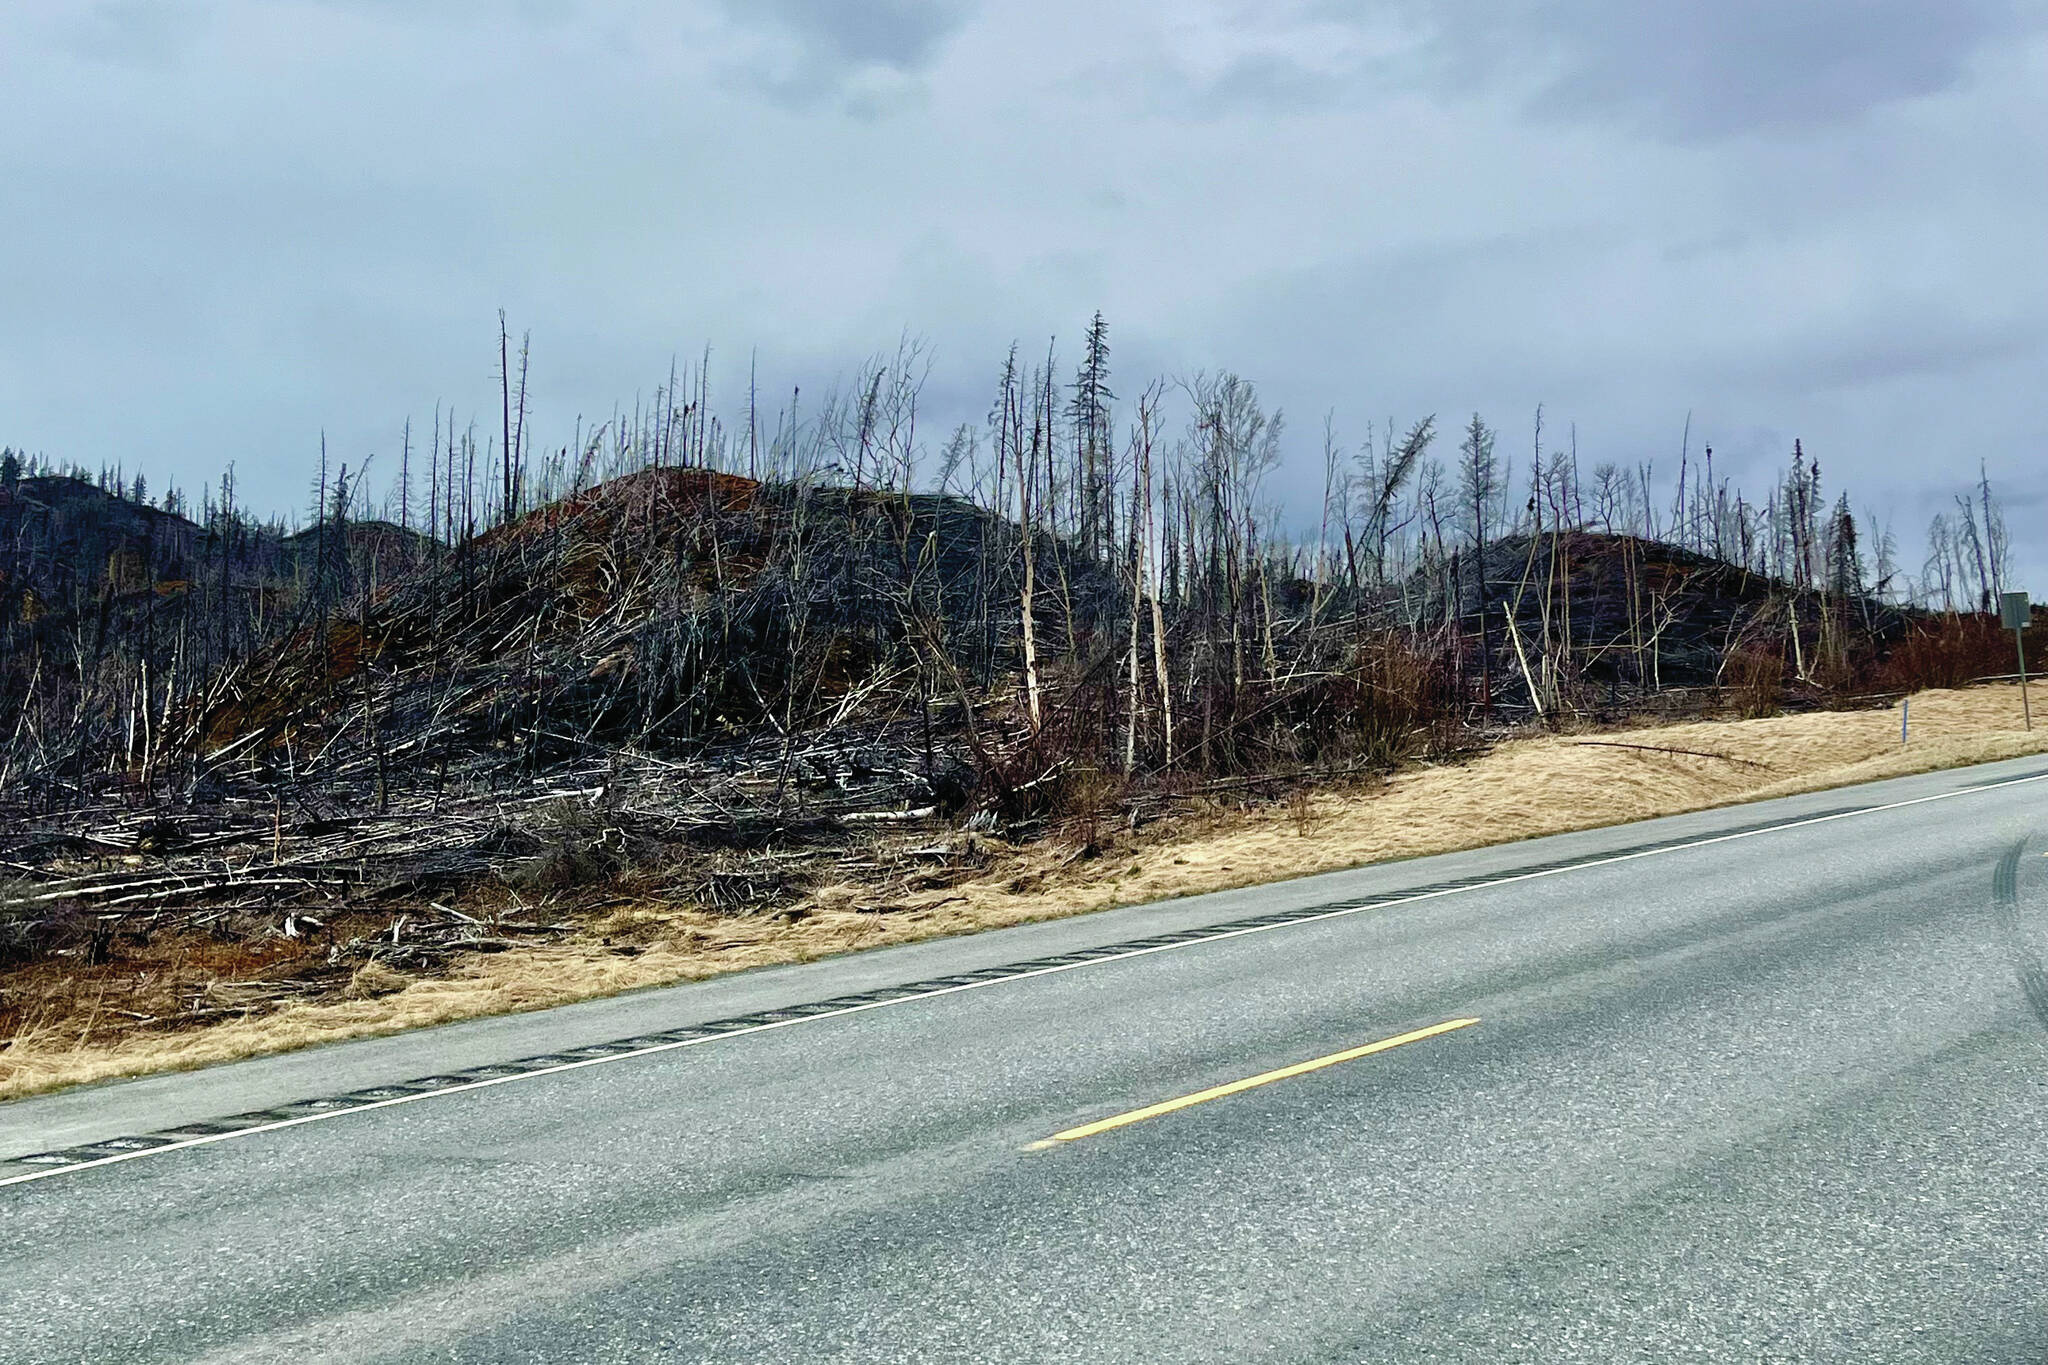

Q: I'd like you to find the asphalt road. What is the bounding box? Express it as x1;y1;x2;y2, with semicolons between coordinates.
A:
5;756;2048;1363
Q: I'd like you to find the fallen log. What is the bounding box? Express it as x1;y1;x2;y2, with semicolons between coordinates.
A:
841;807;937;825
1572;741;1771;769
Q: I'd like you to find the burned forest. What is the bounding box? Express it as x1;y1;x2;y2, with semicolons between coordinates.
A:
0;324;2033;1061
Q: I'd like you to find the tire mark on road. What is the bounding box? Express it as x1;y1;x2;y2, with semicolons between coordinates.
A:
1993;840;2048;1032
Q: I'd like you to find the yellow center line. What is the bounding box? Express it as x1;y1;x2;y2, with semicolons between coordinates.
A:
1026;1016;1481;1149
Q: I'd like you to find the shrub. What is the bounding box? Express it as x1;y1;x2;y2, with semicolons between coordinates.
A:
1722;649;1784;719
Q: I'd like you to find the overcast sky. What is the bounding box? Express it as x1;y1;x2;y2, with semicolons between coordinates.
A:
4;0;2045;588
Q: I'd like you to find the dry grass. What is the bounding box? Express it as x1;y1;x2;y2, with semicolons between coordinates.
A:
4;683;2042;1102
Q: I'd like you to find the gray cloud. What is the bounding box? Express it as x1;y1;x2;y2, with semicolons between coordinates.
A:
1148;1;2039;135
1149;52;1351;117
732;0;976;71
1380;0;2038;138
1713;308;2042;395
55;0;213;67
711;0;978;111
0;0;2043;594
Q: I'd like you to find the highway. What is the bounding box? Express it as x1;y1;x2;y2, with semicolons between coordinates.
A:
4;756;2047;1363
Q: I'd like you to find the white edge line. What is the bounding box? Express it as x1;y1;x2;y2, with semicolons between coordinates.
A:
6;764;2046;1191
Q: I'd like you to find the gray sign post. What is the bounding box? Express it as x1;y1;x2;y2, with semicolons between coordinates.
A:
2002;591;2033;731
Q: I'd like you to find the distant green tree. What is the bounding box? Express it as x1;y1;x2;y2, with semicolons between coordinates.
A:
1826;494;1863;601
0;448;19;494
1459;413;1499;713
1066;311;1114;557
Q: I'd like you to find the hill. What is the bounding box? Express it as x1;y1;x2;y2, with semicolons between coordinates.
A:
1446;531;1914;711
0;473;434;789
0;457;2036;1094
0;474;203;605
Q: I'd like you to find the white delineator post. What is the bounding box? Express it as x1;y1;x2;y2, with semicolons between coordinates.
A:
2002;591;2033;732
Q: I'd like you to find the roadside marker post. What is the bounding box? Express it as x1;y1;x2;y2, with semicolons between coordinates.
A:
1901;698;1909;747
2002;591;2033;732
